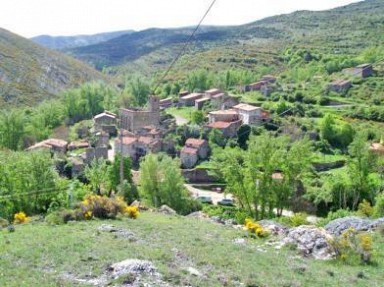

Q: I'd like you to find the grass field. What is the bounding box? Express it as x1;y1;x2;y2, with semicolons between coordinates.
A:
1;212;384;287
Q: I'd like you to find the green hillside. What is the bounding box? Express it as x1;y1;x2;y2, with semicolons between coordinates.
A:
0;28;108;107
67;0;384;78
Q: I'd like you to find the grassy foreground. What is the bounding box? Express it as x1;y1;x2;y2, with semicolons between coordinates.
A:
1;212;383;287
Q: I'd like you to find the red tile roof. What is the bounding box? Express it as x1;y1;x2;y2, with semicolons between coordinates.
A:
185;138;206;148
207;121;233;129
181;147;198;155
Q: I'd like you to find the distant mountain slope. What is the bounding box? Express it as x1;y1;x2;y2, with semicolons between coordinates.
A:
0;28;108;107
68;0;384;75
68;25;282;69
31;30;134;50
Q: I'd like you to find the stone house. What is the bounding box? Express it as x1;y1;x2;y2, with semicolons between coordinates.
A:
95;131;109;147
233;103;269;125
369;143;384;155
120;96;160;132
180;93;203;106
114;134;162;162
84;147;108;164
27;138;68;154
184;138;209;159
195;97;210;110
343;63;373;78
179;91;190;98
93;111;117;136
328;79;352;94
208;110;240;124
220;96;240;110
159;97;173;109
180;147;199;169
68;140;90;151
205;120;243;138
205;88;222;98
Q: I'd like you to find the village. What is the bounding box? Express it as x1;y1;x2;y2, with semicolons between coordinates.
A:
24;61;380;184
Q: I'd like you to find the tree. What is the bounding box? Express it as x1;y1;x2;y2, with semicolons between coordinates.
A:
0;110;25;150
191;110;205;125
138;154;190;214
84;158;108;195
127;77;150;107
237;125;251;150
347;132;378;209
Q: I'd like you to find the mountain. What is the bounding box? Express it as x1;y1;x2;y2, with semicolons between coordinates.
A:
68;0;384;75
0;28;108;107
31;30;134;50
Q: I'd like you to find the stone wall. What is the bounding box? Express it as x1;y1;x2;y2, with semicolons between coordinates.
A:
182;168;218;183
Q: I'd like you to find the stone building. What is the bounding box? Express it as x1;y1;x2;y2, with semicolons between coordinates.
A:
205;120;243;138
208;110;240;124
180;93;203;106
180;147;199;169
119;96;160;132
328;79;352;94
233;103;270;125
184;138;209;159
343;64;373;79
27;138;68;154
93;111;117;136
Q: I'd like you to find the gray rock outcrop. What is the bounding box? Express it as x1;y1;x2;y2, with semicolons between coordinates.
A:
325;216;384;236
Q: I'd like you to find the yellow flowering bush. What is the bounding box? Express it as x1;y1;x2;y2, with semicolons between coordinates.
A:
124;206;140;219
329;228;374;264
14;212;30;224
245;219;269;238
79;194;139;220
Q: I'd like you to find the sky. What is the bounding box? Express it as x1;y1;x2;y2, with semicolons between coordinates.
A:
0;0;362;38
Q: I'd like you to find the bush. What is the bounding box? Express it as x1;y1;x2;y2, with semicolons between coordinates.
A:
0;217;9;228
357;200;374;217
329;228;374;264
279;213;308;227
13;212;30;224
373;193;384;218
79;194;128;219
244;219;270;238
45;209;76;225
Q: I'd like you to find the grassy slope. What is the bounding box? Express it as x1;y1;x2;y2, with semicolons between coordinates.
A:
69;0;384;79
1;212;383;287
0;28;108;108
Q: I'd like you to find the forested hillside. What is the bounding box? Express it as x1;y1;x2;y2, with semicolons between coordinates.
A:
0;28;107;107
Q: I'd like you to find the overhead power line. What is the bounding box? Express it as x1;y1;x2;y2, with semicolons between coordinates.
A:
152;0;217;93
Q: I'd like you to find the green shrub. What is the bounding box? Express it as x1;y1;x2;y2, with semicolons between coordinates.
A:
279;213;309;227
373;193;384;218
45;209;76;225
0;217;9;228
357;200;374;217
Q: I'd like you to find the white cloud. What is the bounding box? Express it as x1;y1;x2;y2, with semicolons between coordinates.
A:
0;0;361;37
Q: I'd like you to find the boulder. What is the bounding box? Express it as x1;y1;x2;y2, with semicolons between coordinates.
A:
259;220;288;236
325;216;384;236
159;205;177;215
109;259;157;277
187;211;209;219
283;226;334;260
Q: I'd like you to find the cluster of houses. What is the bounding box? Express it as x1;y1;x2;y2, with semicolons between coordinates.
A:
240;74;277;96
26;82;273;173
328;63;373;94
178;88;239;111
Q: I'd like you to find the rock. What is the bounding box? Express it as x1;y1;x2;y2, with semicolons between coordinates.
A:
109;259;157;277
187;211;208;219
224;219;237;226
325;216;384;236
233;238;246;245
97;224;136;240
283;226;334;260
159;205;177;215
259;220;288;236
186;267;202;277
210;216;225;224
